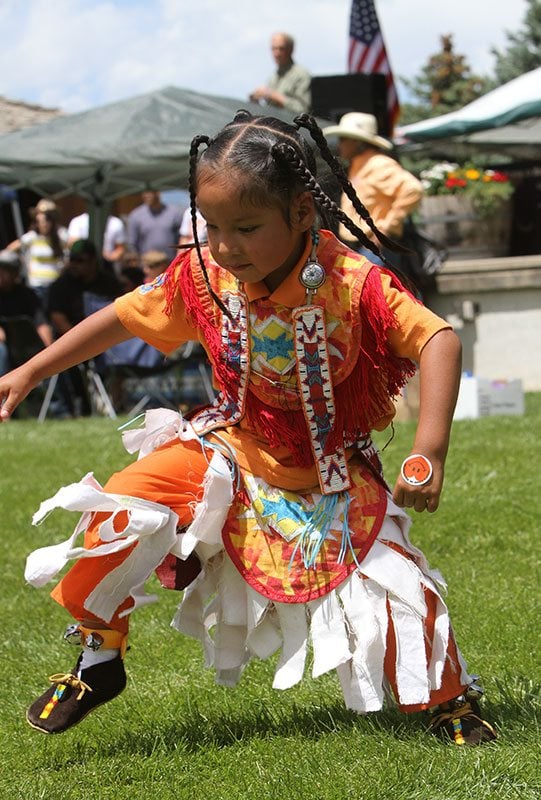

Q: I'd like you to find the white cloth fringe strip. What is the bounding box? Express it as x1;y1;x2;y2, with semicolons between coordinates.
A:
25;408;471;710
172;492;472;710
25;409;234;623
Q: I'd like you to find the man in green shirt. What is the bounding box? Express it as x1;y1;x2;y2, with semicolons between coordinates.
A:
249;32;311;114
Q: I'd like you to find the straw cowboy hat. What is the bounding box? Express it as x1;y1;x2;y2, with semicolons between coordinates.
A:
322;112;393;151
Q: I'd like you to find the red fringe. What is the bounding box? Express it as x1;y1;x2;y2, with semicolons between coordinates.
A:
244;394;313;467
164;252;238;388
163;251;189;318
163;253;417;467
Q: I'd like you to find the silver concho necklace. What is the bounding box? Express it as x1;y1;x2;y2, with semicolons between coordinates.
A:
299;229;326;305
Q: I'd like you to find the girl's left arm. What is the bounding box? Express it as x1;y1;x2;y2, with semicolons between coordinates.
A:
392;327;462;513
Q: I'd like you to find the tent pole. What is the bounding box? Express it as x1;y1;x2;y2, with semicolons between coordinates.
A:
87;168;112;257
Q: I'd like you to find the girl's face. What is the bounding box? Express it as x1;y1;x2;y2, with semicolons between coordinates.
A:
196;170;315;293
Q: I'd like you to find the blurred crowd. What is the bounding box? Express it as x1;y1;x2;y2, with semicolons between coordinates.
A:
0;191;205;417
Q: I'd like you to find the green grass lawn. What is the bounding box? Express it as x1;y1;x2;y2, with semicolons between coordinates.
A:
0;397;539;800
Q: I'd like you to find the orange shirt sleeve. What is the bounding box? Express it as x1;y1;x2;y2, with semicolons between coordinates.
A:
114;269;198;354
378;271;452;361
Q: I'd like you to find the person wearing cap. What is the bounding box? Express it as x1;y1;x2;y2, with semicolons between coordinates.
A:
48;239;123;336
141;249;169;284
67;212;126;275
249;32;311;114
323;113;423;263
7;199;69;306
0;250;52;376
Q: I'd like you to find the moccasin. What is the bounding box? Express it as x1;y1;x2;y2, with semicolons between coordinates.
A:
428;697;497;745
26;654;126;734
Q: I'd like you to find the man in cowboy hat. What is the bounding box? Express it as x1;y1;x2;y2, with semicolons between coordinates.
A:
323;112;423;256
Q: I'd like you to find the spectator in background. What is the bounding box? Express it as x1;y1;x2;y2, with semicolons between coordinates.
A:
67;212;126;275
117;250;144;292
127;190;184;257
47;239;123;417
178;206;207;246
7;199;68;307
323;113;423;276
48;239;123;335
119;249;141;270
249;32;311;114
141;250;169;284
0;250;52;375
119;266;145;294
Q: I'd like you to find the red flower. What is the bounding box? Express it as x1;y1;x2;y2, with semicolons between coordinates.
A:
445;177;467;189
490;172;509;183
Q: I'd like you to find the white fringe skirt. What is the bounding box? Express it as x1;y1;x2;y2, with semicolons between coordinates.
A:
25;410;471;713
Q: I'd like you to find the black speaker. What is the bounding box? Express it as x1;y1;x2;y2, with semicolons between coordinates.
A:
310;73;389;136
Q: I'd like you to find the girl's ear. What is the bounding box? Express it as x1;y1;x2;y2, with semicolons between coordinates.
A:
290;191;316;232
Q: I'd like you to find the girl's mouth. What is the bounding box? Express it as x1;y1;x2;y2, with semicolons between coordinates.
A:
225;263;251;273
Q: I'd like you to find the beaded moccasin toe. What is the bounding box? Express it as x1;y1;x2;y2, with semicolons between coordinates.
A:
26;654;126;734
428;696;497;745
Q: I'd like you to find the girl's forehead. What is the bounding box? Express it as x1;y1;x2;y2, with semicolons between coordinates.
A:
196;165;245;194
197;191;264;222
196;171;272;217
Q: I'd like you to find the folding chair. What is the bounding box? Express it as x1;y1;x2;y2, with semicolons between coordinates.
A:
83;293;215;417
0;315;59;421
0;315;116;421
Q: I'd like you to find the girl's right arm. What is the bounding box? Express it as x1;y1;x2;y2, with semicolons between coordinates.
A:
0;303;131;421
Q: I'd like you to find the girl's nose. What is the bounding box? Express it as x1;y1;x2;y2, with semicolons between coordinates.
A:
216;235;238;258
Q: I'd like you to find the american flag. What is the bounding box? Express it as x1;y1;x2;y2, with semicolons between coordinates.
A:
348;0;400;132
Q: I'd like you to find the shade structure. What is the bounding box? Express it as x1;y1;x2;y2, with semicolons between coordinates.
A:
0;85;308;201
396;68;541;144
0;85;329;247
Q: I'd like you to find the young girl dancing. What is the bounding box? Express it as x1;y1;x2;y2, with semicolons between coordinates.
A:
0;111;496;745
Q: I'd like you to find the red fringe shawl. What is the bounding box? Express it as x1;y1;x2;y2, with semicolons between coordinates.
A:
164;254;417;468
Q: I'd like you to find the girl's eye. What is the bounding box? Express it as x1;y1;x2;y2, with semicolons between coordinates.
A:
238;226;258;234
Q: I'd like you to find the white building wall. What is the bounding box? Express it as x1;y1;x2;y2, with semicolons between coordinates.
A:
425;256;541;391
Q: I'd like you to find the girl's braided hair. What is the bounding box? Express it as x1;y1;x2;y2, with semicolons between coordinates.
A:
186;109;410;310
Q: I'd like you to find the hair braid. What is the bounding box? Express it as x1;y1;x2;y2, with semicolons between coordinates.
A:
294;113;409;255
272;142;386;263
187;134;230;317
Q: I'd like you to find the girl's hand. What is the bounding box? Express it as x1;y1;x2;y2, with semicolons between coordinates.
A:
392;453;443;513
392;327;462;515
0;365;36;421
0;305;131;422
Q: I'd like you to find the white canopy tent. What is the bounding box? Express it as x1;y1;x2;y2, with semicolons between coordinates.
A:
396;67;541;146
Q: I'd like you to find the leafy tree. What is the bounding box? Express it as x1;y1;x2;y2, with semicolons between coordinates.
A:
490;0;541;85
399;34;486;125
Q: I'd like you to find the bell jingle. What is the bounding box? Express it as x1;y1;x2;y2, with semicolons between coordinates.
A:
63;623;82;645
84;631;105;651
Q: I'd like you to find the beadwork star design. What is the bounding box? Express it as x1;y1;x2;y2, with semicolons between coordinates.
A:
251;328;293;367
259;495;310;525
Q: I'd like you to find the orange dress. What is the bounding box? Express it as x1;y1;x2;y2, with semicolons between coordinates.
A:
27;230;470;713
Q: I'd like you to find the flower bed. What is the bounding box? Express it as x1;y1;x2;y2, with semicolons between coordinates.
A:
418;162;515;258
420;162;514;218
